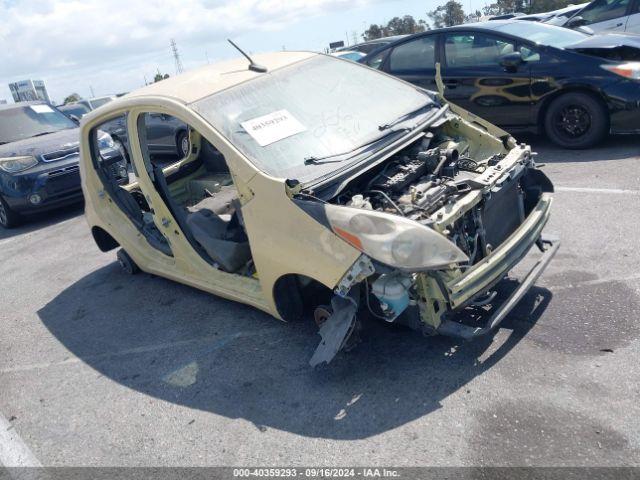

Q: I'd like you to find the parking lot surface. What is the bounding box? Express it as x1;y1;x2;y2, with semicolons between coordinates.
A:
1;135;639;467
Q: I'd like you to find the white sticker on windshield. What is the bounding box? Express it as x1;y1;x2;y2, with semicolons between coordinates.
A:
30;105;54;114
241;110;306;147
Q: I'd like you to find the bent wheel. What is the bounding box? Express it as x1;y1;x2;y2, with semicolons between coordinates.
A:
117;249;140;275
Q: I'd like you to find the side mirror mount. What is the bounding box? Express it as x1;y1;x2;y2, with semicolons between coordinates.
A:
566;15;586;27
500;51;524;70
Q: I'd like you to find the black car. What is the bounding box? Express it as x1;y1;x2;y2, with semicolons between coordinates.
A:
0;102;118;228
359;21;640;148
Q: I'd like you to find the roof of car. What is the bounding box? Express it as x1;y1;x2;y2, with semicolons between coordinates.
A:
124;51;316;104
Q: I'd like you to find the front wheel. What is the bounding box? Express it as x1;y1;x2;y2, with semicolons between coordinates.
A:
544;92;609;149
0;196;20;229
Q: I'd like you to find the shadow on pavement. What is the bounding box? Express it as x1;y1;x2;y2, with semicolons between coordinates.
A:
521;134;640;163
0;202;84;241
38;262;551;440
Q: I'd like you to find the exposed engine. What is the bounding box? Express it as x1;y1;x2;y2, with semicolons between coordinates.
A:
330;132;515;267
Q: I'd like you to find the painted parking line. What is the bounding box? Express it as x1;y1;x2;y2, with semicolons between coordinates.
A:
0;414;42;469
556;186;640;195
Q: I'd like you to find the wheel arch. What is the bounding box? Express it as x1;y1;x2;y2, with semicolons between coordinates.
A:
537;86;611;131
272;273;333;322
91;226;119;252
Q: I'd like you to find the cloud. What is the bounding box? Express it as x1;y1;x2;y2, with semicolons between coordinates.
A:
0;0;377;102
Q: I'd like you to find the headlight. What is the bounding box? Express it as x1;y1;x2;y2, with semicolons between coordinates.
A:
0;155;39;173
325;204;468;270
601;62;640;80
97;130;116;152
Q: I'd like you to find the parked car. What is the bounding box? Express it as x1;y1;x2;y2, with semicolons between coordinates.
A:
331;50;366;61
516;3;589;23
0;102;117;227
57;102;91;121
359;21;640;148
562;0;640;33
81;51;557;366
100;112;190;162
337;35;408;55
542;3;591;24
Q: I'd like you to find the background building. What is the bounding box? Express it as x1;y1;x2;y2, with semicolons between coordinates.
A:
8;79;51;103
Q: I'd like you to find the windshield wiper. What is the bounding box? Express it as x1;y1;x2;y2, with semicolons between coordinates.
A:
31;131;58;138
378;101;435;131
303;127;411;165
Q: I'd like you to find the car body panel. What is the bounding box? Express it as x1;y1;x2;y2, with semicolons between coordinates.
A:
80;93;361;319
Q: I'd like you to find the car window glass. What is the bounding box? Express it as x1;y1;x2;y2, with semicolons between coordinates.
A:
389;36;436;71
520;45;541;62
366;50;388;69
0;105;76;144
445;33;515;68
580;0;630;23
632;0;639;12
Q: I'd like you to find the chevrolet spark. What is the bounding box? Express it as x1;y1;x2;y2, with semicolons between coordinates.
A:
80;51;558;366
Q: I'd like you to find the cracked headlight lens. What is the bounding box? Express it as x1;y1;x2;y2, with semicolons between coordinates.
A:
325;204;468;270
0;155;39;173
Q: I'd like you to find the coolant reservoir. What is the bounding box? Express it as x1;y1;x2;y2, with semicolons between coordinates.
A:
371;273;413;322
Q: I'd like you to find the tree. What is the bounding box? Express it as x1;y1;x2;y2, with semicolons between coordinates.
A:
428;0;466;28
154;72;170;83
63;93;81;104
362;15;428;41
482;0;528;15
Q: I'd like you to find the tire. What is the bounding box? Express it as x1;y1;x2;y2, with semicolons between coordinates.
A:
544;92;609;149
177;131;190;158
117;249;140;275
0;196;20;229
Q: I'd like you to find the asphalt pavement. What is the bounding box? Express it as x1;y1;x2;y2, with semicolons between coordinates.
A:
1;134;639;467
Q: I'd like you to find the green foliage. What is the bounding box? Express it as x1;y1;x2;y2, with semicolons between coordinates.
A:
154;73;170;83
63;93;81;104
428;0;466;28
483;0;571;15
363;15;428;41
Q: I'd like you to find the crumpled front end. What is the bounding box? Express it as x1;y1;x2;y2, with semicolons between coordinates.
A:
296;105;558;366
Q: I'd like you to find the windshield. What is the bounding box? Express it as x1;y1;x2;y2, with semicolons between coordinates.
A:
59;104;91;118
492;22;588;47
90;97;113;109
192;55;435;181
0;105;76;144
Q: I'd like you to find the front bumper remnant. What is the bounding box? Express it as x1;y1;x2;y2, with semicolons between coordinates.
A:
437;234;559;340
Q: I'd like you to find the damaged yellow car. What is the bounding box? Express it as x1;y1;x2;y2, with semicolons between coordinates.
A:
80;50;558;366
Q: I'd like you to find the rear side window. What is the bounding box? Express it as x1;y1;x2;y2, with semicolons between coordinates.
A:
445;33;515;68
389;36;437;71
580;0;630;24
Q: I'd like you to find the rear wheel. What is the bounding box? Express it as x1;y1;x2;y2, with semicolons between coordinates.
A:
544;92;608;149
177;131;190;158
117;249;140;275
0;196;20;229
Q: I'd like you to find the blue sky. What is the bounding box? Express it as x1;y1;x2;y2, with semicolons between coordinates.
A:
0;0;488;104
